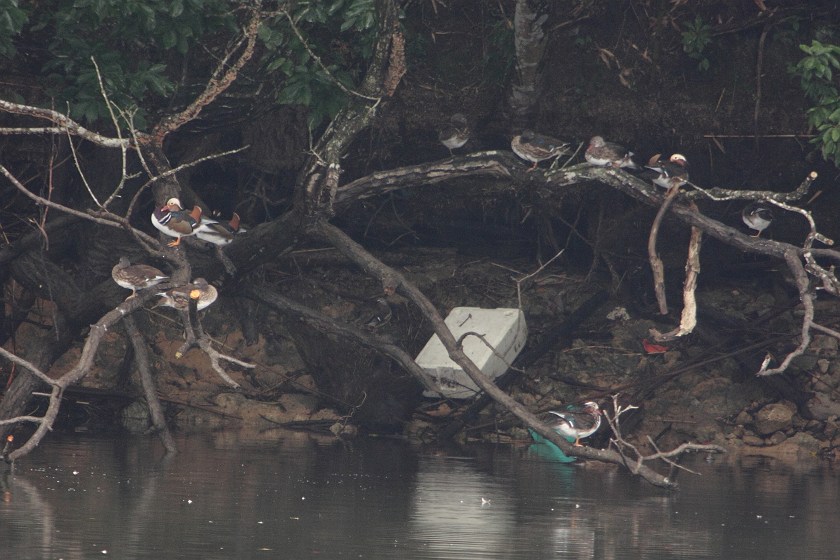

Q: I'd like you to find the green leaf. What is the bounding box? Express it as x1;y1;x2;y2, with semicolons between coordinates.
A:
161;29;177;50
822;139;836;159
171;0;184;18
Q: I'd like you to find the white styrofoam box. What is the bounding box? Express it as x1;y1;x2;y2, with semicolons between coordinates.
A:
415;307;528;399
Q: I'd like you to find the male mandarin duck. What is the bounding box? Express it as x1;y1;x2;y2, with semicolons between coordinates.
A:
585;135;640;170
111;257;168;297
438;113;470;155
156;278;218;311
542;401;602;446
511;130;571;171
194;211;245;245
151;197;202;247
742;202;774;237
645;153;689;191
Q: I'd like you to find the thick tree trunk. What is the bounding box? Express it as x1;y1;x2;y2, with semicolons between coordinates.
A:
509;0;549;125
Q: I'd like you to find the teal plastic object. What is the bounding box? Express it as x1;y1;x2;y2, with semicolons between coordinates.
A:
527;429;576;463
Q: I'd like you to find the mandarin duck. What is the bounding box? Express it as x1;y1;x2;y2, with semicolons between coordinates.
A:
742;202;774;237
156;278;218;311
194;212;245;245
585;135;640;169
111;257;168;297
362;297;393;330
151;198;202;247
511;130;570;171
543;401;602;446
438;113;470;155
645;153;689;191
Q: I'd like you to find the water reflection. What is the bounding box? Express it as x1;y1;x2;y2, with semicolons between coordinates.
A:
1;434;838;559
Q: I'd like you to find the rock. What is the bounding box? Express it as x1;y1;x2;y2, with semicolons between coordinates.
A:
823;421;839;439
811;334;838;355
753;403;794;435
736;432;823;461
742;433;764;447
806;393;840;420
295;374;318;392
735;410;752;426
121;401;151;433
278;392;318;417
766;432;821;454
766;431;787;445
606;306;630;321
791;353;819;371
330;422;358;437
792;414;808;429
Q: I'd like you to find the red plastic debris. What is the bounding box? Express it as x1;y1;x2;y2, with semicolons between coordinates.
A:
642;338;668;354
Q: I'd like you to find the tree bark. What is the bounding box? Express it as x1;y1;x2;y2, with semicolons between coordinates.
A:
509;0;550;124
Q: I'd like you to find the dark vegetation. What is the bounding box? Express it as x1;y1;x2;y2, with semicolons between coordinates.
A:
1;0;840;487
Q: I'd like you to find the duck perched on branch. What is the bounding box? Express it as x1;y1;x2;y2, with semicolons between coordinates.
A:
511;130;570;171
742;202;774;237
111;257;168;298
151;198;202;247
543;401;602;446
438;113;470;155
646;153;689;191
585;135;640;170
156;278;218;311
195;212;245;245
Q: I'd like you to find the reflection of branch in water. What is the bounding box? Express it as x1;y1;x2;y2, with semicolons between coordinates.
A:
2;473;57;553
119;452;175;555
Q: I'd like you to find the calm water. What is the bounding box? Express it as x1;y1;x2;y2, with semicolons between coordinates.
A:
1;432;837;559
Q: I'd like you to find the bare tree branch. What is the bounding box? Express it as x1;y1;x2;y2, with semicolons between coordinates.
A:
123;316;177;453
149;7;263;141
0;99;129;147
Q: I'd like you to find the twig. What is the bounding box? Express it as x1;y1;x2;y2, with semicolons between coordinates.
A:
757;250;813;376
702;134;814;138
514;249;564;308
281;10;381;102
90;55;130;209
604;394;724;481
686;171;818;203
150;7;263;140
454;331;527;375
753;23;770;148
171;301;246;389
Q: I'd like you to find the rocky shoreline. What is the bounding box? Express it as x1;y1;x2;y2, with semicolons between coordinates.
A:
57;249;831;466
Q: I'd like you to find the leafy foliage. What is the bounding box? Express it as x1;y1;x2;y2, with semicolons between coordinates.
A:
0;0;28;57
258;0;379;128
681;16;712;72
793;40;840;166
1;0;382;130
20;0;235;127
